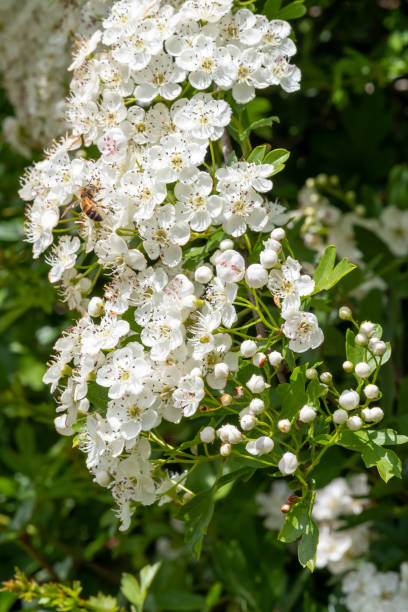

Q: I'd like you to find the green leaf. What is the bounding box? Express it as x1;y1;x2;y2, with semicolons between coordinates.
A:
243;116;279;139
277;1;307;20
178;490;214;559
263;148;290;175
278;492;313;543
87;382;109;413
139;562;161;597
313;245;356;293
298;519;319;571
247;144;269;163
264;0;282;18
338;430;403;482
154;592;206;611
121;574;142;609
205;583;223;610
276;366;307;419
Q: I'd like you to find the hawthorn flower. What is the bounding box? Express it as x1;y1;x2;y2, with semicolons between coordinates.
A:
219;186;267;236
175;34;235;90
81;314;130;356
227;45;269;103
173;94;232;141
172;373;205;417
106;392;158;441
281;304;324;353
46;236;81;283
141;311;184;361
174;171;224;231
268;256;315;311
134;52;186;103
96;344;150;399
138;204;190;267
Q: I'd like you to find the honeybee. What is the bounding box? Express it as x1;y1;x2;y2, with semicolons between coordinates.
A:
79;184;102;222
61;184;102;222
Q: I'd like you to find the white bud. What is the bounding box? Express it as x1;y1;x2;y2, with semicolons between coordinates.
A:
252;352;266;367
299;405;317;423
220;238;234;251
240;414;257;431
214;362;230;379
342;360;354;373
355;333;368;347
217;424;242;444
190;367;202;377
347;415;363;431
271;227;285;241
256;436;274;454
88;296;104;317
333;409;348;424
200;426;216;443
278;452;298;475
260;249;278;269
306;368;318;380
339;389;360;410
368;337;379;351
241;340;257;357
355;362;371;378
220;393;232;406
320;371;332;384
268;351;283;367
247;374;267;394
278;419;291;433
364;384;379;399
373;341;387;356
245;264;268;288
195;265;213;284
369;406;384;422
267;238;282;252
339;306;352;320
360;321;376;337
249;398;265;415
220;443;231;456
216;249;245;283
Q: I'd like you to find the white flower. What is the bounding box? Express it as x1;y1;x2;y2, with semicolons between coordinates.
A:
46;236;81;283
268;257;315;312
219;185;267;237
173;94;231;141
25;205;59;259
172;374;205;417
174;171;223;232
139;204;190;267
134;52;186;103
183;0;233;23
81;314;130;356
175;34;235;90
96;344;150;399
148;133;207;183
281;306;324;354
227;44;269;103
380;205;408;257
106;392;158;441
141;311;184;361
216;161;274;193
218;9;263;46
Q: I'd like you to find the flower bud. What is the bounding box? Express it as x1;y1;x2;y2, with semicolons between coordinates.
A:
278;452;298;475
333;409;348;424
281;504;291;514
88;296;104;317
234;386;244;398
360;321;376;337
214;362;230;379
355;362;371;378
267;238;282;252
216;249;245;283
220;443;231;456
260;249;278;269
342;360;354;373
249;398;265;415
195;265;213;284
252;352;266;368
306;368;318;380
373;341;387;356
364;384;379;399
339;306;352;320
247;436;274;456
347;415;363;431
240;414;257;431
200;426;215;443
268;351;283;367
320;371;332;384
299;405;317;423
362;407;384;423
245;264;268;289
247;374;267;394
355;333;368;347
271;227;286;241
220;239;234;251
221;393;232;406
217;424;242;444
278;419;291;433
339;389;360;411
241;340;257;357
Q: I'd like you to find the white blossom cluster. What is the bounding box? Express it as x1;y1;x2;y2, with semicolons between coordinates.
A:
341;562;408;612
257;474;370;574
295;177;408;261
0;0;109;155
20;0;306;529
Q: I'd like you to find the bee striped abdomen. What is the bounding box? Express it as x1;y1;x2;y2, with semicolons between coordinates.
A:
81;197;102;222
